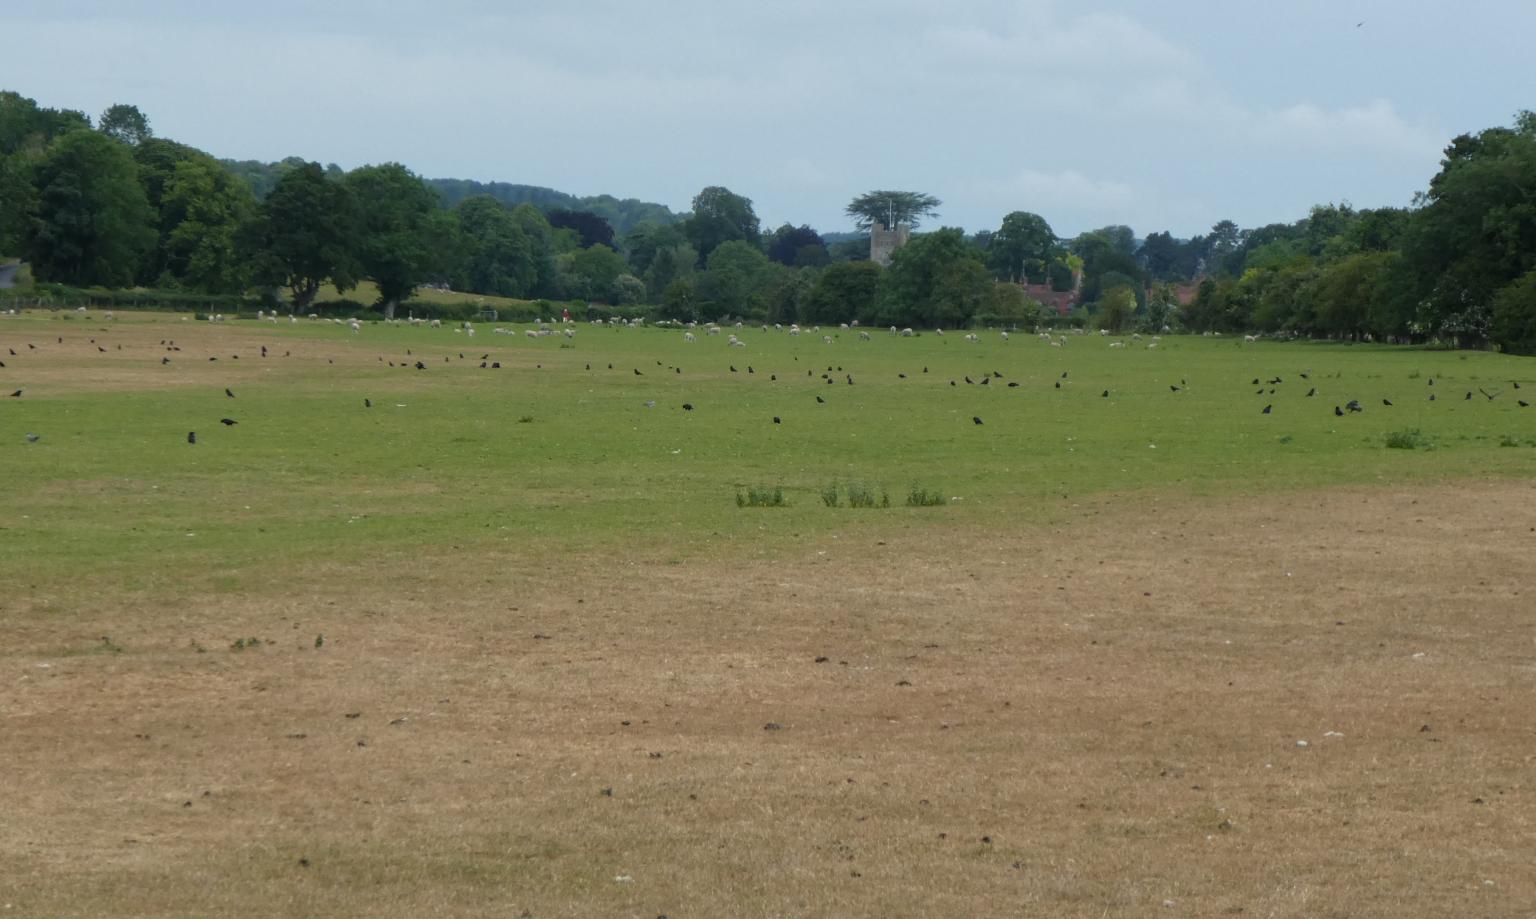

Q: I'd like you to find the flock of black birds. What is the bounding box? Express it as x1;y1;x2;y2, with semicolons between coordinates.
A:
3;326;1531;448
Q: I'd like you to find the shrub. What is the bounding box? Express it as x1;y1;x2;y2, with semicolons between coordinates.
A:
905;487;947;507
736;485;786;508
1384;429;1429;450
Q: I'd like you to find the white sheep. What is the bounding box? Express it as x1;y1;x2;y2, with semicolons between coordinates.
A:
684;332;696;343
858;331;871;341
901;328;914;337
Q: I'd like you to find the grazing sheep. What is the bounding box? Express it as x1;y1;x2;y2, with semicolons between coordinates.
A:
684;332;696;342
564;328;575;338
1244;334;1258;342
525;330;538;339
430;319;441;328
823;336;833;344
1000;331;1009;341
858;330;871;341
901;327;914;337
1109;341;1125;349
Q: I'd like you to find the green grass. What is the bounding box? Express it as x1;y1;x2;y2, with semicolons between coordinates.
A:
2;315;1534;601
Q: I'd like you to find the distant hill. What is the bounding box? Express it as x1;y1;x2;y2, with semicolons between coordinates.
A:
219;158;681;236
426;178;680;235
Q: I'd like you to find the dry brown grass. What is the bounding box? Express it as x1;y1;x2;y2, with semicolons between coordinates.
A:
3;482;1535;917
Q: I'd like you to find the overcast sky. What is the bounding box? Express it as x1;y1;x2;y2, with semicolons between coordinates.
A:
4;1;1531;238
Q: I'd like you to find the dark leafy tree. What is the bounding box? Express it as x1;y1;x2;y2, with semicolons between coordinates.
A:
767;224;828;266
547;209;615;249
345;163;439;317
244;161;361;311
454;196;536;297
160;157;257;292
802;260;881;325
25;130;156;286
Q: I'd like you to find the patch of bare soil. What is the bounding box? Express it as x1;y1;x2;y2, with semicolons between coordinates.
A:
2;481;1533;917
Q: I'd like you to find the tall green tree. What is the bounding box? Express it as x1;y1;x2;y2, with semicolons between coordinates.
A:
766;224;828;267
1399;113;1536;342
345;163;439;317
696;240;774;317
683;186;760;263
453;196;535;297
244;161;361;311
803;260;882;325
160;157;256;293
25;130;156;286
98;104;152;146
845;190;941;231
877;227;986;327
987;211;1057;282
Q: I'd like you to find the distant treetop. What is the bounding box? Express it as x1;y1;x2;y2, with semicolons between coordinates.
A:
845;190;942;231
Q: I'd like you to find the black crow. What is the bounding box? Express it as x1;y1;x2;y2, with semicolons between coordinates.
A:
1335;406;1344;417
414;361;425;370
220;418;237;426
1102;390;1110;398
770;374;776;381
1306;388;1316;397
9;390;20;397
25;433;39;443
898;373;907;379
773;416;781;424
965;376;974;384
816;395;825;403
980;377;990;386
187;431;197;444
1466;391;1474;400
1060;371;1068;380
1520;401;1530;408
1008;381;1020;388
1428;394;1436;401
1261;404;1272;414
634;368;642;376
682;403;694;411
973;416;984;425
730;366;737;373
1383;398;1393;406
365;399;372;408
1346;400;1363;412
1170;385;1181;392
225;388;235;398
748;366;754;373
1054;381;1061;389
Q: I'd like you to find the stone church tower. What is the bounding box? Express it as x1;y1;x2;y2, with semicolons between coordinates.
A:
870;222;911;267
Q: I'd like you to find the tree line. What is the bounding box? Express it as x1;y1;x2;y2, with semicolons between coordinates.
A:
2;91;1533;351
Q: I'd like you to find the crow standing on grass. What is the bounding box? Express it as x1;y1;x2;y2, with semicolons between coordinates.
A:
225;388;235;398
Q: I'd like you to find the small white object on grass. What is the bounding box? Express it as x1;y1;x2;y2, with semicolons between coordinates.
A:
1295;740;1310;748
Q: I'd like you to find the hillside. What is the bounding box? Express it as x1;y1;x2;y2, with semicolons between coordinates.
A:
219;158;680;235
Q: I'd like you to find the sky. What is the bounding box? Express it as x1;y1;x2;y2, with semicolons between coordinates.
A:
4;0;1532;239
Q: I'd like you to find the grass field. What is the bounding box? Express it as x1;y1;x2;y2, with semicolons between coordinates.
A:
3;311;1535;917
